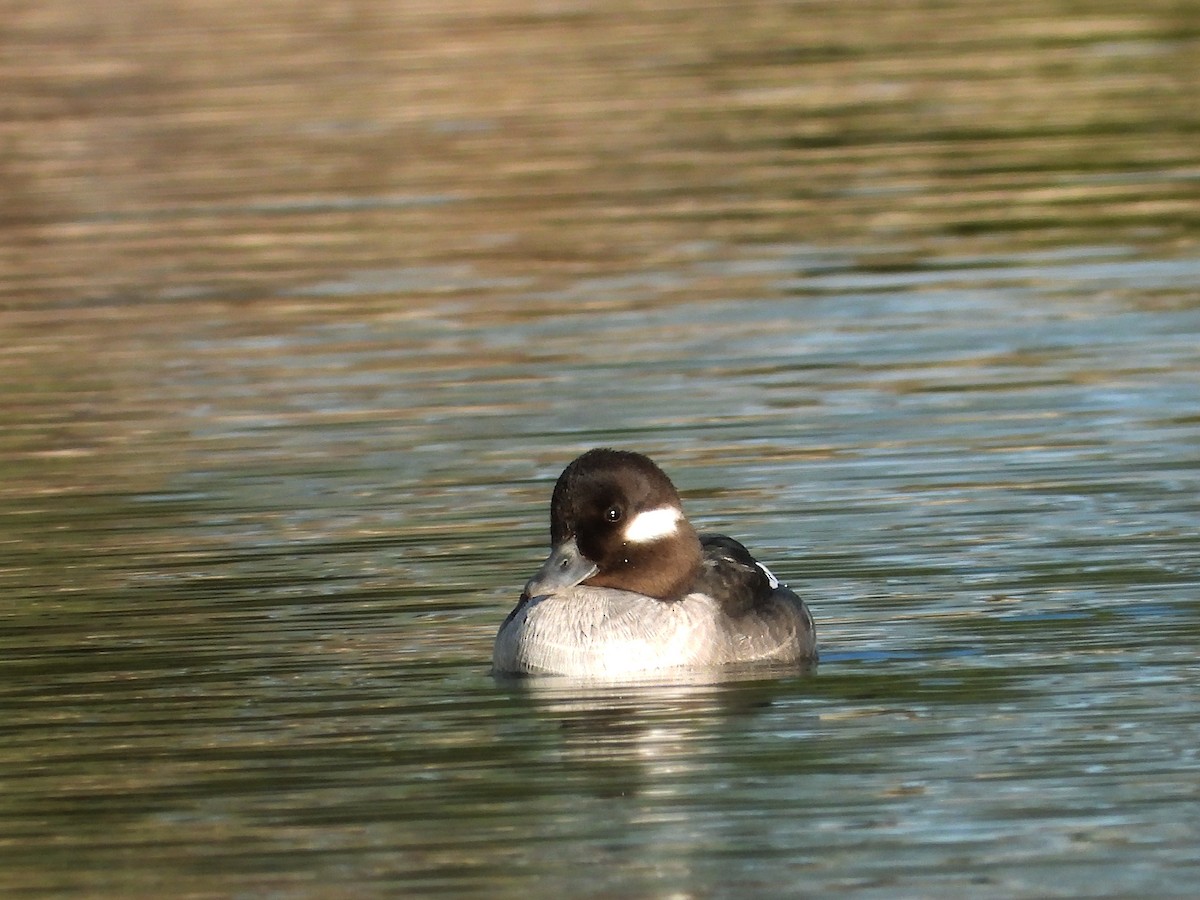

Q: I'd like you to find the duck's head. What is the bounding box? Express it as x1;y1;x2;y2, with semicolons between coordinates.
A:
522;448;703;602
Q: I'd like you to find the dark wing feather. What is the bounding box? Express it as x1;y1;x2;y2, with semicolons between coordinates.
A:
694;533;780;617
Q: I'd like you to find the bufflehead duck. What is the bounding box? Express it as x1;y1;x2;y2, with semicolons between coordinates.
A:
493;448;817;677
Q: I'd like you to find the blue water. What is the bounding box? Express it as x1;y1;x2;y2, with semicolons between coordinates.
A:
3;1;1199;895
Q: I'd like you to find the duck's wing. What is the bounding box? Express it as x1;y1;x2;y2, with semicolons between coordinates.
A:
694;533;785;617
696;533;817;662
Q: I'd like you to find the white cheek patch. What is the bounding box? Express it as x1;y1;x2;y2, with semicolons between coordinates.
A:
622;506;682;544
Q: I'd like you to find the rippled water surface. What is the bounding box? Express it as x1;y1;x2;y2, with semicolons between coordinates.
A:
3;1;1199;896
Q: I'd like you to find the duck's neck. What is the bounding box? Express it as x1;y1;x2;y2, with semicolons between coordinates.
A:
587;522;702;602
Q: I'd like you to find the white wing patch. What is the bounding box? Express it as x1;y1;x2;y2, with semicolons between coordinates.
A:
756;561;780;590
623;506;682;543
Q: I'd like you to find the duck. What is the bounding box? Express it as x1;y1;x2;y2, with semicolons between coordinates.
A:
493;448;817;677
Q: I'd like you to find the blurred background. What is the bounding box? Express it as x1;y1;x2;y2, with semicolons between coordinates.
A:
5;0;1196;305
2;1;1198;896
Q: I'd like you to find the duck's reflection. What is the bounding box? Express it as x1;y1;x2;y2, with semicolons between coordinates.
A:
493;663;818;798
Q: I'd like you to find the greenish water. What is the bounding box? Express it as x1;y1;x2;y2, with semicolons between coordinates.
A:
2;1;1199;897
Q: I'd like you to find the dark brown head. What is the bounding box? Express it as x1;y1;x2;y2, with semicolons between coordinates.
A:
523;448;703;602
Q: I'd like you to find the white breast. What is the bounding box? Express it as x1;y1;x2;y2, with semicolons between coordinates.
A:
492;586;809;677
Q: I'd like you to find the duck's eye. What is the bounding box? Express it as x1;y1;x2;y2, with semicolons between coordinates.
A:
604;506;623;523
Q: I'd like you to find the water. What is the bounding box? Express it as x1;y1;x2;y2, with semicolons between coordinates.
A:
2;1;1199;896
